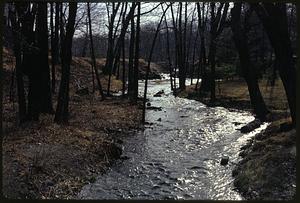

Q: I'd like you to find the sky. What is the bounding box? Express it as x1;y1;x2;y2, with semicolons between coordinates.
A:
72;2;200;37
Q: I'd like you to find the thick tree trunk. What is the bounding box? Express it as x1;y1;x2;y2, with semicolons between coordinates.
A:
0;3;3;133
37;2;54;114
252;3;296;125
21;3;40;121
54;2;78;124
231;3;269;120
9;7;27;123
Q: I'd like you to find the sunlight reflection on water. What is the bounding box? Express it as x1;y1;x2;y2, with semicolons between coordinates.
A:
78;75;268;200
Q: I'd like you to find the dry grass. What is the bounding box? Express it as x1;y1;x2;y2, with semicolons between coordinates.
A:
233;118;296;200
180;78;290;118
2;48;143;199
217;79;289;111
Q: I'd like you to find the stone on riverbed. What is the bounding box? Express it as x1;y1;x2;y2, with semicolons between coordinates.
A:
154;90;164;97
220;156;229;166
147;106;162;111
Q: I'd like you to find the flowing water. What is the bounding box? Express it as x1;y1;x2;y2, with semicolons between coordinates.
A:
78;76;268;200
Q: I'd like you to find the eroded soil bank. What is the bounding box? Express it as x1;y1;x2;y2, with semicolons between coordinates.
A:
178;79;296;200
232;118;296;200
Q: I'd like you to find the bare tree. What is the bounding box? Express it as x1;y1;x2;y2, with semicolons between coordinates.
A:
127;4;135;99
164;10;174;90
132;2;141;103
0;3;3;134
87;2;105;99
252;2;296;125
142;3;171;123
36;2;53;114
231;2;269;120
103;2;121;75
200;2;229;103
54;2;78;124
8;4;27;123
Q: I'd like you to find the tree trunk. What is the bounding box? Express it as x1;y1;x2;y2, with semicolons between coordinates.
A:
164;12;174;90
231;2;269;120
37;2;54;114
252;3;296;125
122;37;126;97
87;2;105;99
0;3;3;133
103;3;120;75
178;3;185;90
21;3;40;121
142;4;170;123
54;2;78;124
170;4;178;95
50;3;57;94
200;2;229;102
9;6;27;123
132;2;140;103
128;9;135;100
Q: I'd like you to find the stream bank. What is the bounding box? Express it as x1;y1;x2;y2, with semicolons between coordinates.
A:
232;118;296;200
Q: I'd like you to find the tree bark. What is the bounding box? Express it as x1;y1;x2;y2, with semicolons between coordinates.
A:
128;9;135;100
54;2;78;124
0;3;3;133
36;2;54;114
178;2;185;90
132;2;140;103
200;3;229;103
231;2;269;120
252;2;296;125
87;2;105;99
8;5;27;123
103;3;120;75
164;12;174;90
50;3;57;93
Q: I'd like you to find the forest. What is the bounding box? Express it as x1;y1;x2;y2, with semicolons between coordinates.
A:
1;1;297;200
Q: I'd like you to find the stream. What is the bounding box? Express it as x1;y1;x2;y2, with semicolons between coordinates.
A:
78;76;268;200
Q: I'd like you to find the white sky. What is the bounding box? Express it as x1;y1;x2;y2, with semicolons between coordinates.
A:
72;2;201;37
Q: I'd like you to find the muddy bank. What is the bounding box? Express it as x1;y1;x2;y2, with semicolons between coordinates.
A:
232;119;296;200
